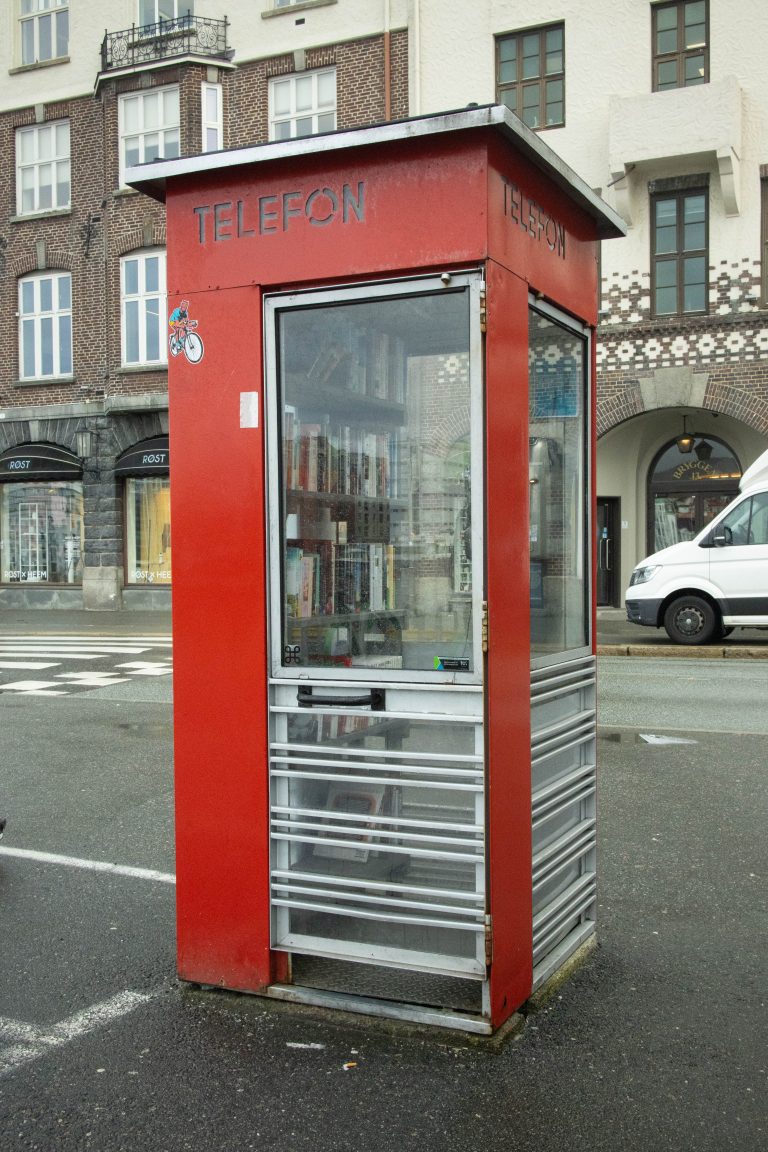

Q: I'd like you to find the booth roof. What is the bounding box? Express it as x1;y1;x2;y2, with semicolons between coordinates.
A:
126;104;626;241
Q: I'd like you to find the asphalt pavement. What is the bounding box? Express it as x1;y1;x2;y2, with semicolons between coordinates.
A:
1;607;766;1151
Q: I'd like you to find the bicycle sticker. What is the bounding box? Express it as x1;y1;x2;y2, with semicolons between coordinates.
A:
168;299;205;365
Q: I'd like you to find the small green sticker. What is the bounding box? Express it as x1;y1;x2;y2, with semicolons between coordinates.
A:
434;657;470;672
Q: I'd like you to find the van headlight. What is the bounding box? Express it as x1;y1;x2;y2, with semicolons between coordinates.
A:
629;564;661;586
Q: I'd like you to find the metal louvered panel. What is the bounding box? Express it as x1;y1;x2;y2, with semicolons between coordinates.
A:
269;696;486;977
531;657;597;983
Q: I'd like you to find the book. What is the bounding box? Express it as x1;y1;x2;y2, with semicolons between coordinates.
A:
313;782;386;863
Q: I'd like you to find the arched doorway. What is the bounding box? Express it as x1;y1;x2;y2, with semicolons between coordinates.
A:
647;435;742;553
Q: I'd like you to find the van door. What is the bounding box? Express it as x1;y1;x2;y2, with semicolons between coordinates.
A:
708;492;768;623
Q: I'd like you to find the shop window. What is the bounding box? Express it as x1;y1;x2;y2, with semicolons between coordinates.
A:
652;1;708;92
20;0;68;67
125;477;171;585
496;24;565;130
121;250;167;367
269;68;336;141
0;480;83;585
648;435;740;552
201;82;223;152
651;188;708;316
118;86;179;186
18;271;72;381
16;120;70;216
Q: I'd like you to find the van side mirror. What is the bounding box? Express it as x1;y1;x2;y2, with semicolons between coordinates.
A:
712;526;733;548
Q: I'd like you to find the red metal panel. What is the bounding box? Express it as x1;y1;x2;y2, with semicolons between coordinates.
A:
484;260;535;1025
486;136;599;325
168;281;273;989
164;136;490;297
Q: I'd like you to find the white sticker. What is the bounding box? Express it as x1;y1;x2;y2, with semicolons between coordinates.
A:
240;392;259;428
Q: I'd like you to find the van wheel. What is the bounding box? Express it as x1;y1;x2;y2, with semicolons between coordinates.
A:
663;595;719;645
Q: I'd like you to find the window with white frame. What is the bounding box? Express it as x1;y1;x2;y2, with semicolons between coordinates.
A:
118;87;179;186
201;82;223;152
121;251;167;367
18;272;72;381
20;0;68;66
269;68;336;141
16;121;70;216
138;1;194;25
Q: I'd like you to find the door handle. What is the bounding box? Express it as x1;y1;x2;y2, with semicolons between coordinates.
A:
298;686;385;711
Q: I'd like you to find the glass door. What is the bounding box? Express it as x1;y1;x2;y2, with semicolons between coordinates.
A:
264;274;487;985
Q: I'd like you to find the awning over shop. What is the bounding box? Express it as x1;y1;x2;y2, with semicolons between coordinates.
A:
115;436;170;477
0;442;82;481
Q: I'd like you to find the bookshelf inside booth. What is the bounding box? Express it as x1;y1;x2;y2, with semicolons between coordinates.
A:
276;284;476;675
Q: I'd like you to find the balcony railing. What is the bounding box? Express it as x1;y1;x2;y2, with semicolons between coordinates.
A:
100;15;231;73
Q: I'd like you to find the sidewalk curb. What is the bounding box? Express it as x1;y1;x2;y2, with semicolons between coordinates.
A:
597;643;768;659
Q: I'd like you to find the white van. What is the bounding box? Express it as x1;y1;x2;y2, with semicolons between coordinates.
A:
625;447;768;644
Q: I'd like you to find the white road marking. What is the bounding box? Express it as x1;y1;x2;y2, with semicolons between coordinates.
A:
0;990;157;1077
0;646;149;655
0;680;64;692
117;661;173;676
0;846;176;884
0;661;59;670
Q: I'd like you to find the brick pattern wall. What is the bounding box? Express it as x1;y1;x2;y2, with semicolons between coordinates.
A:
597;262;768;437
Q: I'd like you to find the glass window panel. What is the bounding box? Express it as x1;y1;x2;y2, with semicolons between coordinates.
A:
657;6;678;32
295;75;313;113
124;259;139;296
274;120;292;141
56;121;69;154
37;126;52;160
529;310;588;655
146;299;161;360
498;38;516;64
38;13;52;59
545;27;563;53
40;316;53;375
684;1;706;41
545;49;563;75
37;163;53;209
273;80;291;116
125;300;140;362
21;280;35;314
22;319;36;377
144;133;160;163
656;27;678;54
144;256;159;293
126;477;172;584
58;275;71;310
163;130;180;158
123;97;140;134
318;70;336;106
163;87;179;123
204;86;219;121
546;78;563;103
655;286;677;315
143;92;160;130
685;53;705;83
59;314;72;374
140;1;155;24
21;21;35;65
522;34;541;79
205;127;219;151
39;277;53;312
277;288;474;673
1;483;84;585
498;60;517;84
656;59;678;89
654;199;677;253
317;112;336;134
19;129;35;164
21;170;35;214
656;260;677;289
55;9;68;56
295;116;313;138
500;89;516;113
56;159;70;207
683;256;706;311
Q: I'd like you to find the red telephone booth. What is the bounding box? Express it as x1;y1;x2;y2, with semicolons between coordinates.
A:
130;106;624;1035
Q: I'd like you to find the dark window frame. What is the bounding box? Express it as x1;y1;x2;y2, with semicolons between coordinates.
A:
652;0;709;92
495;23;565;132
650;186;709;318
761;172;768;306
